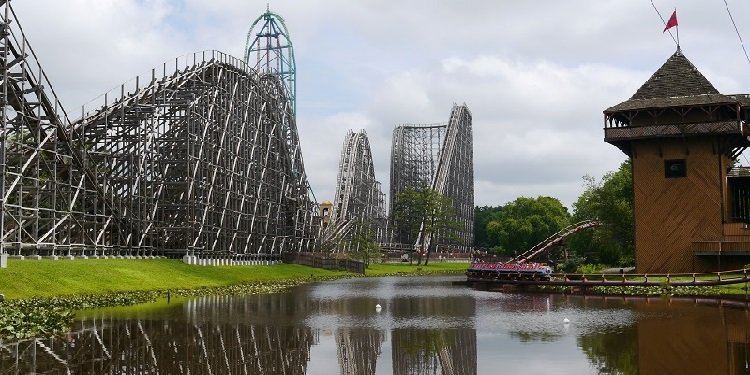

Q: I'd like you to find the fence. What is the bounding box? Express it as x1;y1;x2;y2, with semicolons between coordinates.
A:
282;253;366;274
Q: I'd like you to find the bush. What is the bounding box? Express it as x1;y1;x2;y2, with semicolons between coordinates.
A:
559;259;580;273
575;263;608;274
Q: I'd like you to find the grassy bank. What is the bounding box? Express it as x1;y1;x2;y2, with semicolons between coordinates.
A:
0;259;469;339
0;259;469;300
0;259;349;299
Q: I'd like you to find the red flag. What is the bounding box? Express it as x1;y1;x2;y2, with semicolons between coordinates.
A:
663;10;678;32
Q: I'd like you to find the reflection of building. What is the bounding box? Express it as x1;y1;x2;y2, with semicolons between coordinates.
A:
635;302;750;374
604;49;750;272
336;328;386;375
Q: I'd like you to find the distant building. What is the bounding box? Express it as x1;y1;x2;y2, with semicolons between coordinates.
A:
604;48;750;272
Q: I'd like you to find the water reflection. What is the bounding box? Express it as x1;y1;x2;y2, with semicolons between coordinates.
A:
0;277;749;374
632;298;750;375
0;296;317;374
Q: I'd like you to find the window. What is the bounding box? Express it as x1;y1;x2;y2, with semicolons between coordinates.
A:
664;159;686;178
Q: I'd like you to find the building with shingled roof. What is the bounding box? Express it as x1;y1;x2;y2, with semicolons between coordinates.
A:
604;48;750;273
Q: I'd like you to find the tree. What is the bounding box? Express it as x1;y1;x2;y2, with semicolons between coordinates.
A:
390;187;459;265
474;206;502;248
568;160;633;266
349;220;382;267
485;196;570;258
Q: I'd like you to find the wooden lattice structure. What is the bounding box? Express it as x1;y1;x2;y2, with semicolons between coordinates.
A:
389;104;474;253
0;2;319;259
604;48;750;273
323;130;387;250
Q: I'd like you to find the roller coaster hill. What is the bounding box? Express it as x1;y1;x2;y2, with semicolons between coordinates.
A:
0;3;318;261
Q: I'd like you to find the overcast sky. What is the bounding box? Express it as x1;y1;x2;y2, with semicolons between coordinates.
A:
11;0;750;210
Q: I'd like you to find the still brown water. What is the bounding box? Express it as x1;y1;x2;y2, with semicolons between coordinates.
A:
1;275;749;374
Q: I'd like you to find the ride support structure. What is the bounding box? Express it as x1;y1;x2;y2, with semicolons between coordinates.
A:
0;2;318;260
322;130;388;251
389;104;474;254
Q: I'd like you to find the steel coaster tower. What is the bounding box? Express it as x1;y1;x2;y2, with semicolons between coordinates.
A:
324;130;387;250
389;104;474;253
245;7;296;116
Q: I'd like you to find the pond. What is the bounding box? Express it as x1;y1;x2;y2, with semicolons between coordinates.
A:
1;276;749;374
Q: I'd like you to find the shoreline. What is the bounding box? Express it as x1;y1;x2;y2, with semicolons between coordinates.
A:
0;259;467;340
3;258;746;340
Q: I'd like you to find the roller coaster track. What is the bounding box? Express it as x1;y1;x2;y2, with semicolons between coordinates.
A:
390;104;474;253
322;130;386;250
0;3;318;257
513;220;602;263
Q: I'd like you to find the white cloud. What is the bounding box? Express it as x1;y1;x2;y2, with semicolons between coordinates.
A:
354;55;642;207
9;0;750;212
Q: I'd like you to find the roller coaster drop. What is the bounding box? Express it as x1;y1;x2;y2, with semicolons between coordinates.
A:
0;3;318;259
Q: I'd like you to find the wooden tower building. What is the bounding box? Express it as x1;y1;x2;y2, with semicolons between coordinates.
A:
604;49;750;273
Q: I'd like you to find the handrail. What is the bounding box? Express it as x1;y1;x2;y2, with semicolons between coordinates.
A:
467;266;750;287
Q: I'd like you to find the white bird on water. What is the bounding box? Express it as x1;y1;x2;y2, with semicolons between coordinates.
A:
375;304;382;312
563;318;570;324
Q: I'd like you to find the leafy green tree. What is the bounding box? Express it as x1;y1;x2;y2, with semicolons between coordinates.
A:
485;196;570;257
474;206;502;248
390;187;459;265
568;160;633;266
349;220;382;267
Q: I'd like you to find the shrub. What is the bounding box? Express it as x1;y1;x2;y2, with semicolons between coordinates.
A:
575;263;607;274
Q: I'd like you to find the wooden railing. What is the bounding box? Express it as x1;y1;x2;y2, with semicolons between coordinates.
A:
282;252;365;274
692;241;750;254
604;121;742;141
467;267;750;287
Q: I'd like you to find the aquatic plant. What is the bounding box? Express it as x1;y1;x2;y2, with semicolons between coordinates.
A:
0;277;339;340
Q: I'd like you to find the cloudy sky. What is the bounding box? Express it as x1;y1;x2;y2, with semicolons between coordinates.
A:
11;0;750;210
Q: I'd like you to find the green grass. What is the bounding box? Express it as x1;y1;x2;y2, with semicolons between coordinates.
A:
0;259;351;299
365;262;468;276
0;259;470;300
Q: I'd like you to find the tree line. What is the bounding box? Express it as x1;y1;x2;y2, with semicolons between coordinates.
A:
341;159;633;270
475;160;633;270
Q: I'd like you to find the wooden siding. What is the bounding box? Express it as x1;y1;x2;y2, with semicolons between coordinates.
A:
632;138;727;273
723;222;750;237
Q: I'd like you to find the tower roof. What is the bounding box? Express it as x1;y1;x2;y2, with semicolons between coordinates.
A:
605;49;735;113
632;49;718;99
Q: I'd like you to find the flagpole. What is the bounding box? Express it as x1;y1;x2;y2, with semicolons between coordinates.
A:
675;9;680;49
652;2;678;47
